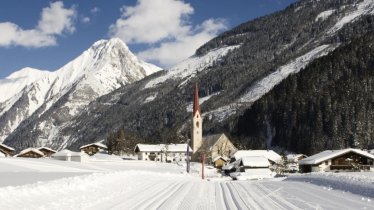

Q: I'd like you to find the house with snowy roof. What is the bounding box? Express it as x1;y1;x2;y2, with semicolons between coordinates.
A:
52;149;89;162
134;144;191;163
15;148;45;158
299;148;374;173
80;142;107;156
0;143;15;157
38;147;57;157
231;150;282;165
228;156;276;180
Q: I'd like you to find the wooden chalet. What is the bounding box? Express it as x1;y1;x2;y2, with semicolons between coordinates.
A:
80;142;107;156
38;147;57;157
299;148;374;173
16;148;44;158
0;143;15;157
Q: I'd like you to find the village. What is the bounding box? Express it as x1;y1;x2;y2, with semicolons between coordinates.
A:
1;83;373;181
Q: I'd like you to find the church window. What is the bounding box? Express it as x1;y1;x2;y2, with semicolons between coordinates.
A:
196;121;199;128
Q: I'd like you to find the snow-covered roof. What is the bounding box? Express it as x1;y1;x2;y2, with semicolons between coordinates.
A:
38;147;57;153
134;144;191;152
16;148;44;157
241;156;270;168
233;150;282;163
167;144;192;152
203;133;233;150
299;148;374;165
213;156;228;162
0;143;15;151
79;142;107;150
135;144;162;152
52;149;87;157
286;154;306;162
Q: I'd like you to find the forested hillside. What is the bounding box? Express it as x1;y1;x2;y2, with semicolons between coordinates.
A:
234;34;374;155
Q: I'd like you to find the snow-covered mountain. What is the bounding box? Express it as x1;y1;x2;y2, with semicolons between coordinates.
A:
0;38;160;144
4;0;374;152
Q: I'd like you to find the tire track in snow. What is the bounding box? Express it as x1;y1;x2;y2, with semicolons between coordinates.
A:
91;178;166;209
219;182;238;210
215;182;226;210
235;181;270;210
126;181;183;210
177;181;200;209
255;182;302;210
157;181;194;209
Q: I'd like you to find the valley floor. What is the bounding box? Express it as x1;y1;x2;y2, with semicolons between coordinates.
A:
0;157;373;210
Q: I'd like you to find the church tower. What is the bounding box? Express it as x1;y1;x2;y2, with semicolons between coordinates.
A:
192;82;202;153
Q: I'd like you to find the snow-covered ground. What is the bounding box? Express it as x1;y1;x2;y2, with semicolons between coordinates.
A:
0;157;373;210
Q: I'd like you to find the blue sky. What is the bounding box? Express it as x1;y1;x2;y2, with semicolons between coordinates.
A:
0;0;295;79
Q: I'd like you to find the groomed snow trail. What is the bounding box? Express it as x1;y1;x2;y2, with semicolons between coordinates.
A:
0;170;373;210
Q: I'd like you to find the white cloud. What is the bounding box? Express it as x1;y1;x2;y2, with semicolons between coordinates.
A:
138;19;227;67
91;7;100;14
109;0;227;68
82;17;91;23
0;1;76;48
37;1;76;34
109;0;193;44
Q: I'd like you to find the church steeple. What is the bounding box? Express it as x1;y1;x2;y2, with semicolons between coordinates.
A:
193;82;200;116
192;82;202;154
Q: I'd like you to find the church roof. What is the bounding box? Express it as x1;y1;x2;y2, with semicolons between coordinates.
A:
203;133;226;149
193;82;200;116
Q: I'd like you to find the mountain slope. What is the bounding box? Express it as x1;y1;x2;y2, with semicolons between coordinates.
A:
4;0;374;152
0;38;160;146
235;33;374;155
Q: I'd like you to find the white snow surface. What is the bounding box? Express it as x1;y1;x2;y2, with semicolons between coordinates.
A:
0;157;373;209
239;44;333;104
315;9;335;21
327;0;374;34
144;45;240;89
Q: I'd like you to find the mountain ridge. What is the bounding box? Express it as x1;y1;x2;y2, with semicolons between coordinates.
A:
0;38;161;144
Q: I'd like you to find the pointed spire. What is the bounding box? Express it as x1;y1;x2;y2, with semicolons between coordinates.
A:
193;82;200;116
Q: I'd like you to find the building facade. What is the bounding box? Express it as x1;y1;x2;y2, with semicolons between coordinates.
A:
192;82;202;154
134;144;192;163
299;148;374;173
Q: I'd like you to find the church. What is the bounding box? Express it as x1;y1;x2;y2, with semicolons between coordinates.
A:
191;82;237;167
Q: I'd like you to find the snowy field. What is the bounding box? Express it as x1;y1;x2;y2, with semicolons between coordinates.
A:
0;157;373;210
